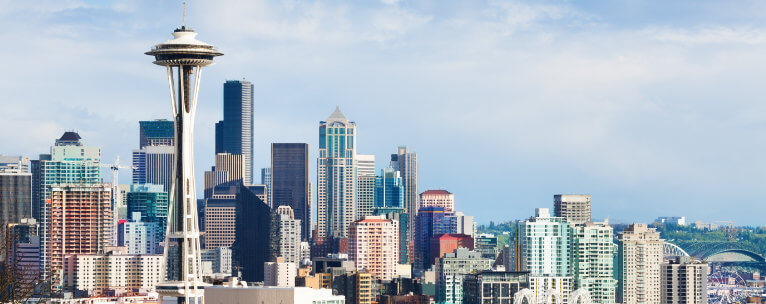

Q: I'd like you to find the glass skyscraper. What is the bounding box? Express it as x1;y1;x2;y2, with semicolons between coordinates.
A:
270;143;310;240
126;184;169;252
375;167;403;209
216;80;254;185
390;146;417;241
317;107;356;239
138;119;174;148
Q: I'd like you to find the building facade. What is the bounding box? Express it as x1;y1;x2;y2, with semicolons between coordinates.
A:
317;107;357;239
271;143;310;240
132;145;174;192
0;161;32;247
389;146;417;242
419;190;454;213
216;80;254;185
553;194;591;225
204;196;237;249
520;208;573;300
275;205;303;264
126;184;168;250
375;167;404;209
429;234;474;267
435;248;493;304
47;184;112;285
264;257;298;287
138;119;174;148
462;271;529;304
204;153;245;199
356;154;376;221
414;206;449;274
38;132;101;272
349;216;399;281
62;251;164;296
118;212;158;254
618;223;663;304
661;257;708;304
572;220;617;304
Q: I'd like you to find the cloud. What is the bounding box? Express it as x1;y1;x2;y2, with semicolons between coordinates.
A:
2;0;766;225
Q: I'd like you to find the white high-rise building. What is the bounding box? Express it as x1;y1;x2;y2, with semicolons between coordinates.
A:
356;154;375;220
276;206;302;264
572;220;617;304
661;257;708;304
520;208;573;301
119;212;158;255
349;216;398;281
618;223;663;304
264;257;297;287
317;107;357;239
63;250;164;296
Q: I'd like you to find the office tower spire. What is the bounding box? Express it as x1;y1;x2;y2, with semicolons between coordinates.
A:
317;107;356;239
146;24;222;304
216;80;254;185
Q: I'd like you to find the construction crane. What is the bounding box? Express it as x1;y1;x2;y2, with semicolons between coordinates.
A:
101;156;135;245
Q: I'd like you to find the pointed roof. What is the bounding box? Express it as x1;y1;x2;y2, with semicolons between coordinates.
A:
327;106;347;122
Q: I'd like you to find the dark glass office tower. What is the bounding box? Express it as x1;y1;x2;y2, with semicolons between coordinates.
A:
139;119;174;148
216;80;254;185
271;143;310;240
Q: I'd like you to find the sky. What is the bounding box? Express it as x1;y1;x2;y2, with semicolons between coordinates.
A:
1;0;766;225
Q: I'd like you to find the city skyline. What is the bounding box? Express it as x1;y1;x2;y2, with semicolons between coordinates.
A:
2;1;766;225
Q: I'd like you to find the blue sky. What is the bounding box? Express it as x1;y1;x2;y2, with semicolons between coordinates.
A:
1;0;766;225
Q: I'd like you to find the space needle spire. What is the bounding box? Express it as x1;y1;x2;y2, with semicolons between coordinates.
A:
146;16;222;304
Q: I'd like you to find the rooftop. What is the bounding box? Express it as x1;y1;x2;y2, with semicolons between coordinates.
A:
421;189;452;195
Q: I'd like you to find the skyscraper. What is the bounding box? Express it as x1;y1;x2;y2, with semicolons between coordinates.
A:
617;223;663;304
132;145;174;191
356;154;375;220
349;216;399;281
38;132;101;276
661;257;708;304
554;194;591;225
375;167;403;209
47;185;113;287
0;157;32;247
274;206;302;265
216;80;254;185
414;206;449;274
126;184;168;253
519;208;573;300
139;119;175;148
261;167;271;206
203;195;237;249
204;153;245;199
420;190;455;213
233;185;274;283
271;143;310;240
572;220;617;304
390;146;417;240
317;107;356;239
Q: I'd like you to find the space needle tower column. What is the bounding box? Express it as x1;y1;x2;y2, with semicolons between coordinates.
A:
146;25;222;304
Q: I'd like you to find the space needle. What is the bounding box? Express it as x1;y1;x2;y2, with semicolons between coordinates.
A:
146;17;222;304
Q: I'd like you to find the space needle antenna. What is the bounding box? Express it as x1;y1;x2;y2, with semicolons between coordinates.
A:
182;2;186;27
